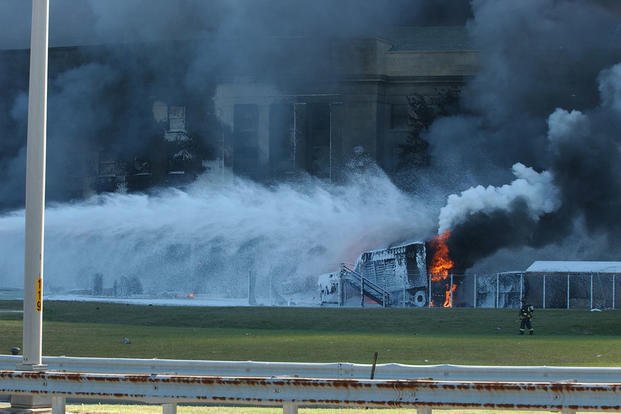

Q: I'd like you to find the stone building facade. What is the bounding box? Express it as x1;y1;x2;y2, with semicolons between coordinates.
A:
0;26;478;204
214;27;478;180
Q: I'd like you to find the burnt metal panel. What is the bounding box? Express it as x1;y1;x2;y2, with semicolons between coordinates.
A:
355;242;427;306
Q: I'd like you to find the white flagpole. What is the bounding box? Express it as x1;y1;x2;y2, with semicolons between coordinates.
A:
22;0;49;369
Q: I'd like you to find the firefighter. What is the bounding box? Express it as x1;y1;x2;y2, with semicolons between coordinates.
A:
519;302;534;335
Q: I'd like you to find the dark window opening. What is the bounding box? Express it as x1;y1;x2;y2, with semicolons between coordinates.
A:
233;104;259;178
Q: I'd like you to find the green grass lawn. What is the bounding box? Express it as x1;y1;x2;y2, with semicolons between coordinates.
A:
1;301;620;366
1;301;619;413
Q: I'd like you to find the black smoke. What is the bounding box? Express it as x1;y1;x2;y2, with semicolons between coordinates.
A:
432;0;621;271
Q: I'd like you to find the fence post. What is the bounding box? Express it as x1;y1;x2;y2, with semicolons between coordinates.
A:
428;273;432;308
163;402;177;414
495;273;499;308
542;274;546;309
338;269;343;307
403;274;407;308
52;396;65;414
450;273;454;307
360;277;364;308
473;273;477;309
613;274;616;310
590;273;594;309
567;274;570;310
283;402;298;414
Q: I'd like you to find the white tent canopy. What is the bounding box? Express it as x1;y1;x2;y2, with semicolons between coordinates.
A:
527;261;621;273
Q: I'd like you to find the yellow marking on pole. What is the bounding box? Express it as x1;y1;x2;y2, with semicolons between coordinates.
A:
36;277;42;312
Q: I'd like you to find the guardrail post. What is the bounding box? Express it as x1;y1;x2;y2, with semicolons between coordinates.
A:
417;407;432;414
163;402;177;414
283;402;298;414
52;396;66;413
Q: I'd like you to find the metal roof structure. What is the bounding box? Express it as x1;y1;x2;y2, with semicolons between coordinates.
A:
526;261;621;273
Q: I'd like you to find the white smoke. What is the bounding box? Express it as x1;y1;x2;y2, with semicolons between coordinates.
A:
0;169;433;301
438;163;561;234
547;108;590;148
437;99;603;235
598;62;621;114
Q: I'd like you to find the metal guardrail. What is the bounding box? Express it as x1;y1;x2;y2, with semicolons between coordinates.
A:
1;370;620;413
1;356;621;413
1;355;621;382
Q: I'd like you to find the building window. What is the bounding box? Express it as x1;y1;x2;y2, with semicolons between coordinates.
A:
233;104;259;176
390;103;409;129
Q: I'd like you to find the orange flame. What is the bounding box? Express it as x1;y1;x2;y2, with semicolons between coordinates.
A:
443;283;457;308
429;230;454;282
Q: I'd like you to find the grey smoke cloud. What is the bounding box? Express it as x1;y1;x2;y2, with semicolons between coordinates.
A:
598;63;621;113
441;61;621;271
428;0;621;182
0;0;473;212
425;0;621;271
547;72;621;240
547;109;590;147
4;0;621;276
0;0;472;49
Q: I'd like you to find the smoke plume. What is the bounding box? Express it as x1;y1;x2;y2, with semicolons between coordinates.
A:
3;0;621;286
414;0;621;271
439;163;560;234
0;0;472;211
440;60;621;271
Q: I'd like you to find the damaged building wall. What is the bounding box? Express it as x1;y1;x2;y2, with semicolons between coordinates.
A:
213;29;476;180
0;26;476;207
0;40;218;209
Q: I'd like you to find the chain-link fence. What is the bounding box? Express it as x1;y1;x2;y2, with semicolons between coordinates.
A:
426;272;619;309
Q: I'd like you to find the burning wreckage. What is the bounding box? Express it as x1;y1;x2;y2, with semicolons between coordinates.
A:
319;232;462;308
318;230;621;309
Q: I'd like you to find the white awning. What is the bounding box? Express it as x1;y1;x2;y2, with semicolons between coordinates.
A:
526;261;621;273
